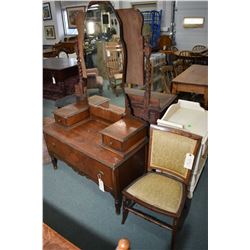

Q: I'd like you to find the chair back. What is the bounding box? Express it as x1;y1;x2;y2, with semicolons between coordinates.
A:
171;46;178;52
173;60;184;77
148;125;201;184
192;44;207;52
104;42;124;78
178;50;192;69
159;65;174;93
179;50;191;57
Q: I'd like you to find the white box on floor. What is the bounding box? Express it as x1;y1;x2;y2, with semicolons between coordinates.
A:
157;99;208;198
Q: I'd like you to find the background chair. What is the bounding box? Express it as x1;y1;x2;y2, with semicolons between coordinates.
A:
192;45;208;65
192;44;207;52
122;125;201;249
173;60;184;77
159;65;174;93
60;68;103;98
178;50;193;70
86;68;104;95
104;42;124;96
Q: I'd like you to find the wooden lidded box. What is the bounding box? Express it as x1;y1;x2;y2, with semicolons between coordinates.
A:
100;116;147;156
54;102;89;127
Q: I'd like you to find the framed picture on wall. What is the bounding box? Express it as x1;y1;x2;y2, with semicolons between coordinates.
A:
43;2;52;21
44;25;56;40
66;6;85;29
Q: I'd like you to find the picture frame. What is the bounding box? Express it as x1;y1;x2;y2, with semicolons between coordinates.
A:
44;25;56;40
43;2;52;21
66;6;85;29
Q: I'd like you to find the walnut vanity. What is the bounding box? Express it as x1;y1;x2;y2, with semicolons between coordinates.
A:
44;3;150;214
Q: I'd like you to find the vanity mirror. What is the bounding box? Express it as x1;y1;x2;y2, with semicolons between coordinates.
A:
85;1;124;96
43;2;148;214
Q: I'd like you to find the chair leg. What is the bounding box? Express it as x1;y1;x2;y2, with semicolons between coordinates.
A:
121;197;129;224
50;155;58;170
178;199;192;230
171;218;179;250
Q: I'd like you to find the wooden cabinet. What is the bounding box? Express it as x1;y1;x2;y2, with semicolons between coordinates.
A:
43;58;78;100
44;101;147;214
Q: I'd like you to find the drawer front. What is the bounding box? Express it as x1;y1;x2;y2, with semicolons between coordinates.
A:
123;127;147;151
54;114;67;126
44;134;113;189
102;134;123;151
54;109;89;127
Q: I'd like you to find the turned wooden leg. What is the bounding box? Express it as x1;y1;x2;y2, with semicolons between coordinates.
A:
50;155;58;170
121;197;129;224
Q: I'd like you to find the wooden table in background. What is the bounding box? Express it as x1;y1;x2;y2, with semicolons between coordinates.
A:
43;58;78;100
171;64;208;109
43;48;58;58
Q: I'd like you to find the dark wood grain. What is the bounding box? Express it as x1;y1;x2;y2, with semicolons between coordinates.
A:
125;88;177;124
100;117;147;153
117;8;144;86
44;108;148;213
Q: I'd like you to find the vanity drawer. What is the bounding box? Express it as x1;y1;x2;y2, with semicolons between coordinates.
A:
54;103;89;127
100;117;147;153
44;134;113;189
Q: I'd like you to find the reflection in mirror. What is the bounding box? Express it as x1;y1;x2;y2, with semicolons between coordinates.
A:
85;1;124;99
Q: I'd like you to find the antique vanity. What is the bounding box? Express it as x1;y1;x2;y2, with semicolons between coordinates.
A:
43;3;150;214
43;1;179;214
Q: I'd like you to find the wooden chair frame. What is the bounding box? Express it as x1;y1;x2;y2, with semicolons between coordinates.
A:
159;65;174;94
192;44;207;52
104;42;124;96
122;125;202;249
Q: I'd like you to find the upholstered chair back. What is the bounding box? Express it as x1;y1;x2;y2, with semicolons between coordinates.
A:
148;125;201;184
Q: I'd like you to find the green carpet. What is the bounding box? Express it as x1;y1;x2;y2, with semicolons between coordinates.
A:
43;82;207;249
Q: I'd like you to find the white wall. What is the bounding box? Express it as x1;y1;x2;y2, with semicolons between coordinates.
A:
174;1;208;50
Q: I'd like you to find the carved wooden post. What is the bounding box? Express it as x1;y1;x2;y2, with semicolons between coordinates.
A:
74;11;88;105
143;36;152;121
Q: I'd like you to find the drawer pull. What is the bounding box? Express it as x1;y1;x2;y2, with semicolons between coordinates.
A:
98;171;104;177
109;141;113;145
52;142;56;147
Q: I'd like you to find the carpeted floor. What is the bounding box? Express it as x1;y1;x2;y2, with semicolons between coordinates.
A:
43;81;208;250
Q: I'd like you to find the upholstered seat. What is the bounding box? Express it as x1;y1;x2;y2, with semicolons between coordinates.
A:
126;172;183;214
